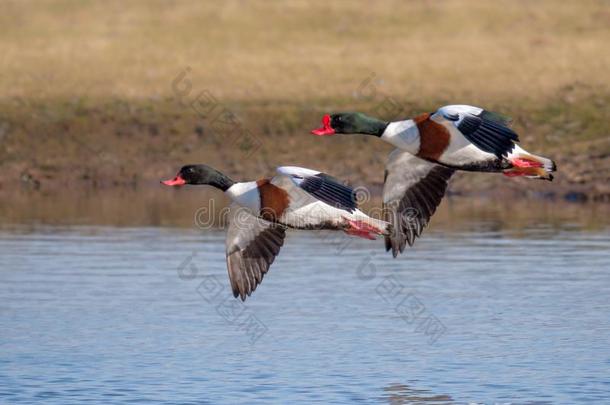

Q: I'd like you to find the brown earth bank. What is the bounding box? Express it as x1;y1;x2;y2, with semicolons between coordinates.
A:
1;91;609;204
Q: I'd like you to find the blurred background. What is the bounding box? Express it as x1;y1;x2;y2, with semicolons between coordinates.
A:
2;2;610;404
1;0;609;227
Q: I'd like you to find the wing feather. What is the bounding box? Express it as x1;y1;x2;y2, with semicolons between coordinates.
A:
383;150;454;257
276;166;357;212
438;105;518;158
225;204;286;300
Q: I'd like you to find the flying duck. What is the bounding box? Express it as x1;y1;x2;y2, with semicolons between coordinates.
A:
162;164;390;300
311;105;557;257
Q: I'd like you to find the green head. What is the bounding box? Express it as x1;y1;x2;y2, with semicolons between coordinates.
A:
311;112;389;137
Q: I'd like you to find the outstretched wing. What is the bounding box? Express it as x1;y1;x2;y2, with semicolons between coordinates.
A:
383;150;454;257
435;104;518;158
276;166;357;213
226;204;286;300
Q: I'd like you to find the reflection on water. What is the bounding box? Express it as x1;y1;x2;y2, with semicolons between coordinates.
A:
382;383;452;404
1;188;609;230
1;224;609;403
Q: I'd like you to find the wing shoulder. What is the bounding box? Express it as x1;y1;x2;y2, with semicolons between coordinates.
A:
435;105;518;157
275;166;357;212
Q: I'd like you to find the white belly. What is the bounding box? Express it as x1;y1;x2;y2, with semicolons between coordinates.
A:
280;201;385;230
280;201;346;229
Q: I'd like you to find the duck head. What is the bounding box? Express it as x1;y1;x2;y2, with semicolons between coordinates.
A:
311;112;388;137
162;164;235;191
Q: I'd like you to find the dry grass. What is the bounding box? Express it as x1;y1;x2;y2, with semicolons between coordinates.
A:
2;0;609;103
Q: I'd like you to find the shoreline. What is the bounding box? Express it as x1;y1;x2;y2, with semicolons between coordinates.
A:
7;164;609;205
2;186;608;230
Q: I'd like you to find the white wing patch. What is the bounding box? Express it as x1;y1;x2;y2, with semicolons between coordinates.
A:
276;166;321;179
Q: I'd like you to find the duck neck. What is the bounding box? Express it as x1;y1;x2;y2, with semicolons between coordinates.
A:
357;116;390;137
209;172;235;192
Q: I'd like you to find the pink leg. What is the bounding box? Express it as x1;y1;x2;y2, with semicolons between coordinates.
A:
345;228;377;240
344;220;381;240
503;171;527;177
511;157;543;168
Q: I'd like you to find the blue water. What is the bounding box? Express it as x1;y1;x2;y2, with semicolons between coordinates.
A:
1;225;609;404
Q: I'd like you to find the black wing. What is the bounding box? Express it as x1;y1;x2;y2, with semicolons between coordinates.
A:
441;107;518;158
276;166;358;213
299;173;357;212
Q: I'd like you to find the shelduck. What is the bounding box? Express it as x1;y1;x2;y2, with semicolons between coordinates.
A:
311;105;557;257
162;164;390;300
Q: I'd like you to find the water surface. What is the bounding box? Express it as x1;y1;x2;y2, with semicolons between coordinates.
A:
1;224;609;404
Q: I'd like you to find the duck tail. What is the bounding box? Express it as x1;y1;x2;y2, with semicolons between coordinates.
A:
503;146;557;181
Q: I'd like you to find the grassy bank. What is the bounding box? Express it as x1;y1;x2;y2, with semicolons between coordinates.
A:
1;0;609;201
